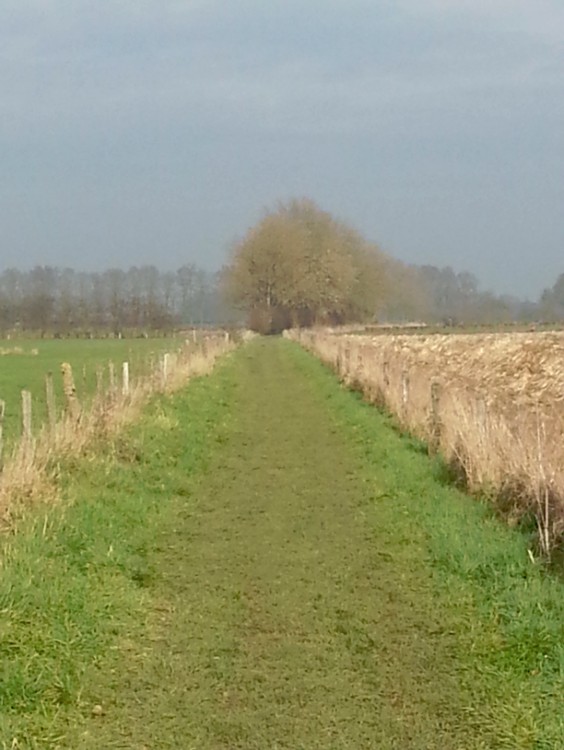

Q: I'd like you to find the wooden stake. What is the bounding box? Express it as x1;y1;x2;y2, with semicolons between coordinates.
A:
430;379;441;452
95;365;104;395
343;343;351;374
383;360;390;388
0;399;5;470
45;371;56;432
108;361;116;397
21;390;33;444
357;346;365;383
61;363;80;420
161;353;170;387
122;362;130;396
401;369;410;422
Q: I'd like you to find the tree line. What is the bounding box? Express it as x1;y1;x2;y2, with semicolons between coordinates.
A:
223;198;546;332
2;198;560;335
539;274;564;320
0;265;229;335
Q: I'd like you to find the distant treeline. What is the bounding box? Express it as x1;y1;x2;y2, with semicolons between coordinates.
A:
223;198;558;333
405;265;539;326
396;264;563;326
2;203;563;335
0;265;234;335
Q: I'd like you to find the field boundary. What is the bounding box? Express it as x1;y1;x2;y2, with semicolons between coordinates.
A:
0;332;238;523
287;327;564;558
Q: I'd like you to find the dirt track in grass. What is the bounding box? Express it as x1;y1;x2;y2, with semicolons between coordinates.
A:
67;339;486;749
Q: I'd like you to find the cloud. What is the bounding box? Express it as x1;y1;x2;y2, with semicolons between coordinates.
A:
1;0;561;123
1;0;561;143
0;1;562;296
397;0;564;38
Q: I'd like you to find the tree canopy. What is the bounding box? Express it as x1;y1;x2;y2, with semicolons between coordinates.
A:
224;199;389;333
223;197;548;331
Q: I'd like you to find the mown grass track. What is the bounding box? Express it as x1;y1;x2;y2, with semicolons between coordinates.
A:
1;339;563;748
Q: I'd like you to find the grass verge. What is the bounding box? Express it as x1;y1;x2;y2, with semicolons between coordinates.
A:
286;341;564;748
0;356;235;747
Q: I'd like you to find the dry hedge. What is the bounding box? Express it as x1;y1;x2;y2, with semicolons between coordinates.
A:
289;329;564;557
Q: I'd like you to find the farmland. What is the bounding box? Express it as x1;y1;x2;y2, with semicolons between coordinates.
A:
0;332;234;527
1;337;564;748
0;337;180;448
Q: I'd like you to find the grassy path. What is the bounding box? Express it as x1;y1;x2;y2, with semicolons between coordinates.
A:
91;340;469;748
2;339;563;748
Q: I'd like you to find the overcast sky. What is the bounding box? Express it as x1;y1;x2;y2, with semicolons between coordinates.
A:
1;1;563;298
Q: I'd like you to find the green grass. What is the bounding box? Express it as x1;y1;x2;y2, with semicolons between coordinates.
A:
0;356;232;747
0;338;178;447
0;339;563;748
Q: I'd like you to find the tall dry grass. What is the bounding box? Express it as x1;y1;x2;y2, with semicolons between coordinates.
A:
0;333;237;524
287;328;564;557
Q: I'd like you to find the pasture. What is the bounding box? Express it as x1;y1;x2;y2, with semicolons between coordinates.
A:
0;337;178;449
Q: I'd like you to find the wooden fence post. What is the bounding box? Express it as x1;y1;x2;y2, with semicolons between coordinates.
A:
61;363;81;420
108;361;116;398
0;399;5;470
357;346;365;385
343;343;351;378
122;362;130;397
430;379;441;452
161;353;170;388
401;368;410;423
336;342;343;376
383;360;390;388
45;371;57;433
21;390;33;447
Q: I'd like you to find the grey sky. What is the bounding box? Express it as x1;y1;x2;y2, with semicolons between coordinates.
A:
1;0;563;298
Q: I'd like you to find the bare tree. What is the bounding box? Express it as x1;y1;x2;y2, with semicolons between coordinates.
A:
224;198;387;332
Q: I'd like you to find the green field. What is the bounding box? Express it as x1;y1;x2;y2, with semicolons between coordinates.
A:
0;338;179;448
1;338;563;748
